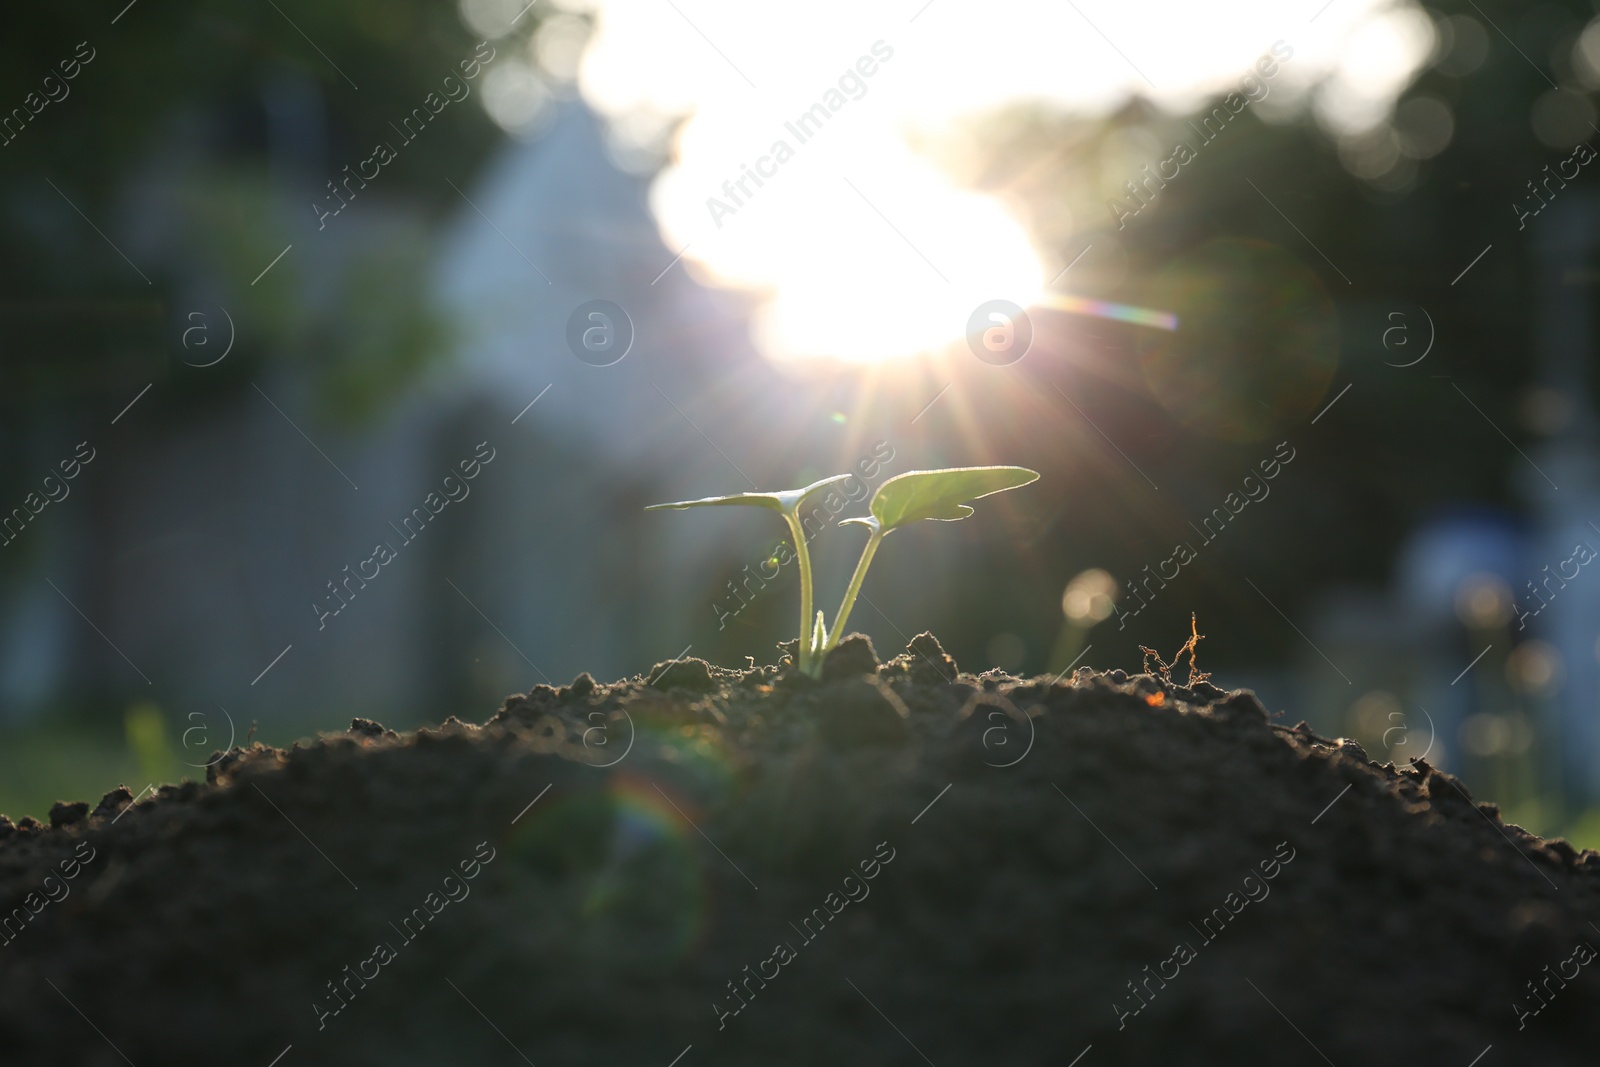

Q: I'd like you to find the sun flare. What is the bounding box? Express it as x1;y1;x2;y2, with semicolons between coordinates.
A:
580;0;1430;365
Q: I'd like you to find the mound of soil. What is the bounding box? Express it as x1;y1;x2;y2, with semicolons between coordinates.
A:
2;633;1596;1065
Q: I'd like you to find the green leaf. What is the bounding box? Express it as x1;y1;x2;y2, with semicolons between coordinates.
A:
646;472;858;676
645;473;855;516
858;466;1039;535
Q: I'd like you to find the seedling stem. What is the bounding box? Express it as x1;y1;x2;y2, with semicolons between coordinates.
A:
824;526;882;653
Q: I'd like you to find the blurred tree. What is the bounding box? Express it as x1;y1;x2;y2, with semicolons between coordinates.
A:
0;0;532;423
932;0;1596;674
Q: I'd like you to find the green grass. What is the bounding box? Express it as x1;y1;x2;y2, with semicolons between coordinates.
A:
0;722;149;823
0;704;302;822
0;698;448;822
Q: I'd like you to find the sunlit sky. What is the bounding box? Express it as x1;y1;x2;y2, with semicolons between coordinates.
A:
551;0;1435;362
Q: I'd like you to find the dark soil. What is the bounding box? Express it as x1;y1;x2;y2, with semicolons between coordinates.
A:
2;633;1597;1065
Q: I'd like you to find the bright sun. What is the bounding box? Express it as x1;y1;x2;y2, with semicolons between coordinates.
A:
574;0;1432;365
652;120;1045;363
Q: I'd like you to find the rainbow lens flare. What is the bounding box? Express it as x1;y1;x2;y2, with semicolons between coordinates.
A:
1037;292;1179;331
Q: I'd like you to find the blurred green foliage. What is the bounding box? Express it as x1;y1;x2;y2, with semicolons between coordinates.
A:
0;724;144;825
0;1;504;197
0;0;518;424
934;0;1600;678
123;701;178;788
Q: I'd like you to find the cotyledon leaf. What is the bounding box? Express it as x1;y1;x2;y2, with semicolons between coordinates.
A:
645;473;855;515
646;472;859;676
842;466;1040;536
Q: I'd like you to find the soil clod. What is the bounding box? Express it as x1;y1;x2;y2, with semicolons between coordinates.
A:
820;633;879;682
47;801;88;828
1;643;1597;1064
91;786;134;821
647;656;715;692
896;631;957;684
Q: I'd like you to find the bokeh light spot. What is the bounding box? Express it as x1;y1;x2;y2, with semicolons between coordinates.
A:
1454;572;1512;630
1531;89;1596;150
1062;568;1118;624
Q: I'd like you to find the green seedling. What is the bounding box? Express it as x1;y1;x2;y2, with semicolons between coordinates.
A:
648;465;1039;675
645;474;856;675
826;465;1038;655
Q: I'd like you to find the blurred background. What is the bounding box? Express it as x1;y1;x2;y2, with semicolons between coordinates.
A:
4;0;1600;843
